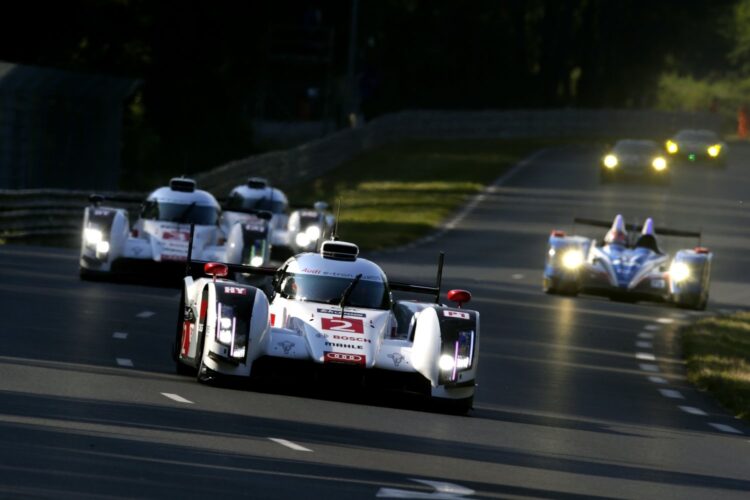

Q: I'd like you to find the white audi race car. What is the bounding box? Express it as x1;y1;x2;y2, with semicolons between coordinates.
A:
174;235;479;413
79;178;264;278
543;215;712;310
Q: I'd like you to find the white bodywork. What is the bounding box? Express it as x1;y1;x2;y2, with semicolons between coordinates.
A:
176;243;479;405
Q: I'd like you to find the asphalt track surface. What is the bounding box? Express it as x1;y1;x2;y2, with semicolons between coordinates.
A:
1;144;749;499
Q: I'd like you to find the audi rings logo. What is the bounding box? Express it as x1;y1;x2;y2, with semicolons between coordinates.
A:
324;351;366;365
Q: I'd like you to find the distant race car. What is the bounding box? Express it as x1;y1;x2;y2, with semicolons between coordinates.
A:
79;178;258;278
543;214;712;310
224;177;290;252
601;139;670;184
665;129;727;166
174;234;480;413
286;201;335;254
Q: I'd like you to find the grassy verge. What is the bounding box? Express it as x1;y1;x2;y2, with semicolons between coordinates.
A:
682;312;750;420
286;139;547;251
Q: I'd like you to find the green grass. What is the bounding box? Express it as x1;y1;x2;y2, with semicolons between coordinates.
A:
682;312;750;420
286;139;546;250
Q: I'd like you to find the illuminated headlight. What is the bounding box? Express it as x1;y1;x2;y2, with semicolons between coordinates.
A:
96;241;110;254
707;145;721;157
295;232;311;248
603;154;618;169
440;330;475;383
666;140;678;154
670;262;691;283
305;225;321;241
439;354;455;371
562;249;584;270
84;228;103;245
216;306;235;345
652;157;667;171
548;248;556;257
231;346;246;359
250;255;264;267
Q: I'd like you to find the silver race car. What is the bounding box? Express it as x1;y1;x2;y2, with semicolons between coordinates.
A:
174;234;479;413
286;202;335;254
665;129;727;166
600;139;670;184
79;178;254;278
543;214;712;310
224;177;290;254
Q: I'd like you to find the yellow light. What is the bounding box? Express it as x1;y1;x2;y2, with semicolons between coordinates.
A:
670;262;691;282
652;157;667;171
562;249;584;270
603;154;618;169
707;144;721;157
666;140;678;154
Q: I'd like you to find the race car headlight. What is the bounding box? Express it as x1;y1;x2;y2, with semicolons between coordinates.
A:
670;262;691;283
96;241;110;254
440;330;475;382
305;225;321;241
250;255;264;267
707;144;721;157
295;232;311;248
666;140;678;154
84;227;103;245
603;154;618;169
217;315;234;345
439;354;455;371
652;157;667;171
562;249;584;270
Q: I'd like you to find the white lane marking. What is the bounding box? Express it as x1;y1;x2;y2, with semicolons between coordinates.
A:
636;341;653;349
659;389;684;399
636;352;656;361
136;311;155;319
116;358;133;367
648;376;668;384
511;273;524;280
708;423;743;435
644;325;661;331
638;332;654;339
112;332;128;340
679;406;708;416
377;479;475;499
656;318;674;324
640;363;660;372
268;438;312;452
161;393;194;404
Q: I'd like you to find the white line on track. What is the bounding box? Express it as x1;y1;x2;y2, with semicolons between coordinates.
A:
639;363;660;372
708;423;743;435
161;393;194;404
658;389;684;399
644;325;661;331
136;311;155;319
656;317;674;324
112;332;128;340
511;273;524;280
638;332;654;339
116;358;134;367
679;406;708;416
648;376;668;384
268;438;312;452
636;352;656;361
636;341;653;349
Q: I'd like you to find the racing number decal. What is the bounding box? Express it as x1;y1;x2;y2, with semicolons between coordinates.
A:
321;317;364;334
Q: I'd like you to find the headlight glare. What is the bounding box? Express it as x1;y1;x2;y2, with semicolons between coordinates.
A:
96;241;110;253
439;354;455;371
666;140;678;154
707;145;721;157
84;228;103;245
250;255;264;267
670;262;691;283
305;225;321;241
652;157;667;171
562;249;584;270
603;154;618;169
295;232;311;248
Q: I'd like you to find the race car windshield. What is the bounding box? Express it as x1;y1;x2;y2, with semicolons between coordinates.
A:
278;272;390;310
141;201;219;225
613;142;659;155
675;131;718;142
227;193;287;214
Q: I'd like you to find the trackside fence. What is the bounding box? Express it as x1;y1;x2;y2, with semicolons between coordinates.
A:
0;108;722;241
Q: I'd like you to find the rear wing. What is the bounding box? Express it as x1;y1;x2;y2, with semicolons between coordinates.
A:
573;217;701;239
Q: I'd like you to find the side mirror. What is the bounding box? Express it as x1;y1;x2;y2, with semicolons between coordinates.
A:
447;289;472;308
204;262;229;279
89;194;104;206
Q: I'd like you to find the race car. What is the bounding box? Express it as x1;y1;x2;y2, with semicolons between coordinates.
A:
543;214;712;310
173;233;480;413
665;129;727;166
224;177;290;254
286;201;335;254
600;139;670;184
79;177;254;278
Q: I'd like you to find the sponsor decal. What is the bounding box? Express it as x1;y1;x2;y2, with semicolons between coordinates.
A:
244;222;266;232
387;352;404;367
270;313;276;326
316;308;366;318
444;310;470;320
163;230;190;241
321;317;364;333
325;341;363;350
324;352;366;365
278;341;294;355
301;267;322;275
332;334;371;343
223;286;248;295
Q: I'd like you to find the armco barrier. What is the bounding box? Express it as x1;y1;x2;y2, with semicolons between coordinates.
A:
0;108;722;240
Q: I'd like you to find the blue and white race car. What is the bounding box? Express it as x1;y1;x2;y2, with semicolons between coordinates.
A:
543;215;712;310
174;235;479;413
